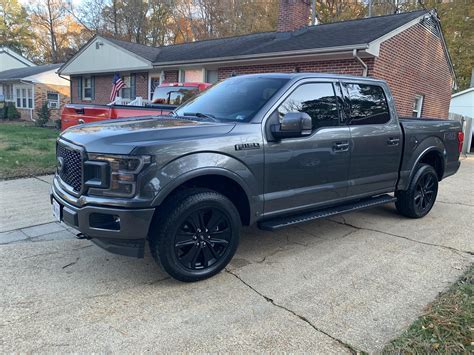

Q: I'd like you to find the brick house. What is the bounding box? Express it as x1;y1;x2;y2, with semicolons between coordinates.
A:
58;0;455;118
0;64;70;121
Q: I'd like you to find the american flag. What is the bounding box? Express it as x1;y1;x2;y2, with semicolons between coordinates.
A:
110;72;125;101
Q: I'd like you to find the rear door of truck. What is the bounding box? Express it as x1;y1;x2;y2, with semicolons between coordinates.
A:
341;81;403;198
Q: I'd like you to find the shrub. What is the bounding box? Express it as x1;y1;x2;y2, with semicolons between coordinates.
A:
35;102;50;127
6;103;20;120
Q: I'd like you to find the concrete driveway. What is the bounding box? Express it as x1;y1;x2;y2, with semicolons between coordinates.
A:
1;158;473;353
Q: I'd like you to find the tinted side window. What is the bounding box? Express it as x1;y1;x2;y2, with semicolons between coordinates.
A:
277;83;339;130
344;84;390;125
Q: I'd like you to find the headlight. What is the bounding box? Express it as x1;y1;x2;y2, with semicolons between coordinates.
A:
87;154;151;197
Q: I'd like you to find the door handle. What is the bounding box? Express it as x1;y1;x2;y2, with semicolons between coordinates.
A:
387;137;400;146
78;119;85;124
333;141;349;152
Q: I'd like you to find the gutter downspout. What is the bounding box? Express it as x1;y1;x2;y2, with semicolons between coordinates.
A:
353;49;368;77
58;73;72;104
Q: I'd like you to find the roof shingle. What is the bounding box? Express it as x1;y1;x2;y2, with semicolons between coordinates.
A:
105;10;428;64
0;64;62;81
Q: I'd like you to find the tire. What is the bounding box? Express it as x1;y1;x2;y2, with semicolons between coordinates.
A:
395;164;439;218
149;188;241;282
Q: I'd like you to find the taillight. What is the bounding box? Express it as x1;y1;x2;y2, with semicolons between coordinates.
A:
457;131;464;153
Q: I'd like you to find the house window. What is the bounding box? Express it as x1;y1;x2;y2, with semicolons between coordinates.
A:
206;69;218;84
120;74;136;100
28;88;32;108
3;84;13;101
83;77;92;99
47;91;60;109
15;86;33;109
184;69;204;82
121;75;132;99
412;94;424;118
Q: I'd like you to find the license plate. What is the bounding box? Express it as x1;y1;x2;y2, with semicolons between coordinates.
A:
52;199;61;222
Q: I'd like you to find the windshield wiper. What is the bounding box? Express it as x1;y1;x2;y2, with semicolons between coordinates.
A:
182;112;219;122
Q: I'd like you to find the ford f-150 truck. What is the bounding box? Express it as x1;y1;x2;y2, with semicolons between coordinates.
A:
51;73;463;282
60;82;211;130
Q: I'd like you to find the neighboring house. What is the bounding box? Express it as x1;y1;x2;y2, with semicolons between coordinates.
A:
0;64;70;121
450;85;474;153
58;0;455;119
449;87;474;119
0;47;36;72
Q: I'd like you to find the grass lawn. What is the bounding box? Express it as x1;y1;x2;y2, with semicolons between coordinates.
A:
0;121;59;179
383;264;473;354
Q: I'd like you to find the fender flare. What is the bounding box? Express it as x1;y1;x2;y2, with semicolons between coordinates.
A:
405;146;446;190
149;152;262;221
397;135;446;191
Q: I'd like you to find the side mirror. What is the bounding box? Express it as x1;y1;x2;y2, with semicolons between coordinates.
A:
271;112;312;139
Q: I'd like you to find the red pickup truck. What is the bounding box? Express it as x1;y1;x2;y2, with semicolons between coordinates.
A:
61;82;211;130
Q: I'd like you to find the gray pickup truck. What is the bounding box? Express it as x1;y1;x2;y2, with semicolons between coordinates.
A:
51;73;463;282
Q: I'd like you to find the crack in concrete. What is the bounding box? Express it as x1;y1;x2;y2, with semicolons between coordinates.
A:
225;268;365;355
256;247;285;264
328;219;474;257
0;229;77;246
147;276;171;285
62;257;80;269
437;200;474;208
291;225;359;245
21;250;62;259
1;221;62;235
285;234;309;246
32;176;52;185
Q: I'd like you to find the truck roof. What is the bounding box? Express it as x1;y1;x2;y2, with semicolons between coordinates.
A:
233;72;386;84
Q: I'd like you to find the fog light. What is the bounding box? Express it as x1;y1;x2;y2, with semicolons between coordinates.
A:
89;213;120;231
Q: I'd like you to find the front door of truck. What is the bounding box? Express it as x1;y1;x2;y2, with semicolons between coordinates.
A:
342;82;403;197
263;81;351;216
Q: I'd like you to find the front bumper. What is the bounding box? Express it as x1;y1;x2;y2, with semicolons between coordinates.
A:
51;182;155;258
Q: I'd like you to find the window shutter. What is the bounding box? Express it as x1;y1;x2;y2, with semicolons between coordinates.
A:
131;74;136;99
78;76;82;101
91;76;95;100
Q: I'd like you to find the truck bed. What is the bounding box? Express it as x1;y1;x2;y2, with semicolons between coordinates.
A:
398;117;462;189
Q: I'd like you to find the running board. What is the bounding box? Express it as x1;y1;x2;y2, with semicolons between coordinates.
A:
258;194;397;231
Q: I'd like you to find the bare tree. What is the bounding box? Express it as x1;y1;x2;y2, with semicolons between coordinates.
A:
29;0;68;62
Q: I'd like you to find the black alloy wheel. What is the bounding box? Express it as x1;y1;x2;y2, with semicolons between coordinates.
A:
413;172;437;215
396;163;439;218
149;188;241;282
174;207;232;270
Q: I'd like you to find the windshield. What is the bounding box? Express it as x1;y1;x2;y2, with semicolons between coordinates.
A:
174;77;289;122
152;86;199;105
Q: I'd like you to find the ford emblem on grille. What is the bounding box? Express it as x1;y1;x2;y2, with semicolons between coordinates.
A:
57;157;64;173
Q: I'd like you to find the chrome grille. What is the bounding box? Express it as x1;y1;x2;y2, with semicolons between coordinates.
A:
56;142;83;192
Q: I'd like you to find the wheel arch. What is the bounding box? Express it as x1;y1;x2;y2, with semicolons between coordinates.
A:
403;147;445;191
152;167;256;226
417;149;444;180
398;136;446;191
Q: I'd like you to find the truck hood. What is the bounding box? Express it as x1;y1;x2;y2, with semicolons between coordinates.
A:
60;116;236;154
